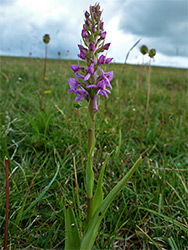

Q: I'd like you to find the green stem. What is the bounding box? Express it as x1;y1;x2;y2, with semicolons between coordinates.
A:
86;97;96;224
88;98;95;154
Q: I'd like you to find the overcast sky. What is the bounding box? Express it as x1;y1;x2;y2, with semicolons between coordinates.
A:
1;0;188;68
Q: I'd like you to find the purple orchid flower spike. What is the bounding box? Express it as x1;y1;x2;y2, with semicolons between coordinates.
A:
68;3;113;112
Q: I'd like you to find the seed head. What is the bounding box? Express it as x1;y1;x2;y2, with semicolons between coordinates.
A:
149;48;156;58
43;34;50;44
140;45;148;55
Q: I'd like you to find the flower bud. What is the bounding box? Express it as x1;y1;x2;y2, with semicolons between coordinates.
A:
93;12;97;20
103;43;111;51
82;29;88;38
99;55;106;65
100;31;106;40
95;3;100;12
85;19;91;27
85;11;90;18
92;25;97;33
89;42;95;52
100;22;104;30
90;5;95;13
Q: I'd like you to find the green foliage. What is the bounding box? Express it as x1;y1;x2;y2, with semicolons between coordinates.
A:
0;56;187;249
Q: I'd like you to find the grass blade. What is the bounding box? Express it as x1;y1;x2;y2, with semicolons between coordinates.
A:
139;207;187;233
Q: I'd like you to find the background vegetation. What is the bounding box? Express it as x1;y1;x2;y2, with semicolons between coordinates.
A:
0;56;188;249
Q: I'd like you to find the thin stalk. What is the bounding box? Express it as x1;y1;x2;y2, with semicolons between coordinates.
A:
40;44;47;111
4;157;9;250
138;59;151;157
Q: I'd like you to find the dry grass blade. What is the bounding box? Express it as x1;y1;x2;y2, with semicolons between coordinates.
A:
136;225;161;250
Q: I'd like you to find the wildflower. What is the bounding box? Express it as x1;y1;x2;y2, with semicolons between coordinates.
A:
68;3;113;112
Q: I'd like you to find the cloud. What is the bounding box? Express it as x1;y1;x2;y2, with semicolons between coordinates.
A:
119;0;188;57
0;0;187;67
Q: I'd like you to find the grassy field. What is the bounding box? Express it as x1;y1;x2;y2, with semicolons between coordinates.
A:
0;56;188;249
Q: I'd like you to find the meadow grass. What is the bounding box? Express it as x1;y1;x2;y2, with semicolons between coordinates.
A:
0;56;188;249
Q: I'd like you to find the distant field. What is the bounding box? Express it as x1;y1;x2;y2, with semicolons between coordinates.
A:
0;56;188;249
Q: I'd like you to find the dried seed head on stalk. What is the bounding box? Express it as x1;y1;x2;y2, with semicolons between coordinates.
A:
140;45;148;55
43;34;50;44
149;48;156;58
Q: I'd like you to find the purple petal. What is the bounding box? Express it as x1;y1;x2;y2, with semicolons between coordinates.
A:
87;64;94;74
68;77;78;91
103;43;111;51
76;72;85;80
84;73;91;81
106;71;113;82
87;84;97;89
71;64;80;73
75;94;83;102
105;58;113;64
93;92;99;112
98;55;106;65
85;11;90;18
78;49;87;60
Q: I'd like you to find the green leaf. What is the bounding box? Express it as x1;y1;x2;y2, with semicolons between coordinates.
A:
64;204;81;250
81;156;143;249
92;151;114;215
